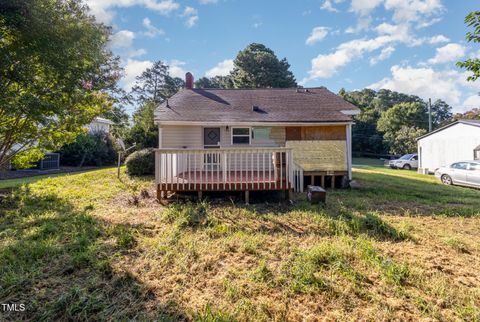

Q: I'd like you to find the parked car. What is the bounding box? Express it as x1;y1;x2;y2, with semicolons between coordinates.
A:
435;161;480;188
388;154;418;170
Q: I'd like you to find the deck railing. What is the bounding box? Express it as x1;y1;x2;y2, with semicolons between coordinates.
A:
155;147;294;192
292;161;304;193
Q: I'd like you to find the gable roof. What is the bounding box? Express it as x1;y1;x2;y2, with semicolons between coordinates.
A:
417;119;480;141
154;87;360;124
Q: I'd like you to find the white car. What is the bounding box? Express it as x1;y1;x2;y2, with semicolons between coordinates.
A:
388;154;418;170
435;161;480;188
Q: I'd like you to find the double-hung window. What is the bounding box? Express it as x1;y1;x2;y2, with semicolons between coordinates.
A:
232;128;251;145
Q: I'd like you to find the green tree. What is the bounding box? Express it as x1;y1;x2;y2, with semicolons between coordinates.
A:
195;76;233;89
126;101;158;149
0;0;120;168
387;126;427;155
457;11;480;81
431;99;453;127
58;132;117;167
377;102;428;154
230;43;297;88
453;108;480;120
127;60;184;149
130;60;184;105
101;105;130;138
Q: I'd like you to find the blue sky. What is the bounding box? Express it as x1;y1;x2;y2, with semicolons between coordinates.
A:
85;0;480;113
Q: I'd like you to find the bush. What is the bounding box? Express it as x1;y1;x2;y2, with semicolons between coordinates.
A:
125;148;155;176
59;132;117;167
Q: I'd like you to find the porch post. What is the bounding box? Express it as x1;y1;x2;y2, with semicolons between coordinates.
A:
346;123;353;181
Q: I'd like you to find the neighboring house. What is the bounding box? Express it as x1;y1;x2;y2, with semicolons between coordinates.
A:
417;119;480;174
86;117;114;134
153;72;360;200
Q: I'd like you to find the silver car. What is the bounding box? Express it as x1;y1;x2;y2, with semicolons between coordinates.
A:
389;154;419;170
435;161;480;188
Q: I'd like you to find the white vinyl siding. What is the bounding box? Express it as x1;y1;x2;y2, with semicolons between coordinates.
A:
418;123;480;172
160;125;203;149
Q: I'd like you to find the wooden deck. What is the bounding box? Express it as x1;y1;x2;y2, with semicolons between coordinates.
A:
158;170;290;192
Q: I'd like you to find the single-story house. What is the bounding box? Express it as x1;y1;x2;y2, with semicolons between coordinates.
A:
153;72;360;200
417;119;480;173
86;117;114;134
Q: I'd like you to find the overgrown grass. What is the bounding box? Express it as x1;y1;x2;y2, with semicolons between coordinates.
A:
1;167;480;320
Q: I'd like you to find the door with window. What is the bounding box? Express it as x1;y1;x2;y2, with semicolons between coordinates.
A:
203;127;221;170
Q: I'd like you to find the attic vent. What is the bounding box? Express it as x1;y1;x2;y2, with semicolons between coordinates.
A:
296;87;309;93
252;105;260;112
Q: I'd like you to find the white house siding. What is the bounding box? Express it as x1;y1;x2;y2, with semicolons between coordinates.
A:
418;123;480;173
160;125;203;148
86;118;113;134
159;125;285;174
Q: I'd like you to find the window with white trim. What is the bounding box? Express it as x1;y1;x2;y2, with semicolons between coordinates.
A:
232;127;251;144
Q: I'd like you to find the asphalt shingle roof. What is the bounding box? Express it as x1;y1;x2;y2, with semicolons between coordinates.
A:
154;87;360;123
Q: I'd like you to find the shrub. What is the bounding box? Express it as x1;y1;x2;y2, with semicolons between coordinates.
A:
59;132;117;167
125;148;155;176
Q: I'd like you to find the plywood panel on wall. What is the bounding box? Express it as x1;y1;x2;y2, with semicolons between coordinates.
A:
302;126;346;140
286;127;302;140
286;140;347;171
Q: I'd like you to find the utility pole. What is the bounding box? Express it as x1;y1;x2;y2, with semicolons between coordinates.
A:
428;98;432;132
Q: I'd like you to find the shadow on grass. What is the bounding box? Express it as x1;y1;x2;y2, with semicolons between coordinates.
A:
0;187;187;321
345;169;480;217
160;197;409;242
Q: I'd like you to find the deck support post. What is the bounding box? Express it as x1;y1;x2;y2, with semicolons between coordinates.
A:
331;176;335;189
198;190;203;201
321;176;325;188
157;185;162;201
286;189;293;201
245;190;250;205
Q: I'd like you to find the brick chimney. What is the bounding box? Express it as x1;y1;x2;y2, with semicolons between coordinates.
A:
185;72;194;89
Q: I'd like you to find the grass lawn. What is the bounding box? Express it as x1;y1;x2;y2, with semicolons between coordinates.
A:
1;167;480;321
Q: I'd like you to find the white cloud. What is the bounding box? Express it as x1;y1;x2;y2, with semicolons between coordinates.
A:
85;0;180;24
428;34;450;44
128;48;147;58
142;17;165;38
110;30;135;48
320;0;343;12
350;0;383;16
369;46;395;65
205;59;234;77
384;0;444;23
109;30;147;58
122;59;153;91
368;65;480;107
427;43;466;65
305;35;394;80
168;60;188;78
306;27;329;45
345;0;444;36
463;95;480;109
182;6;199;28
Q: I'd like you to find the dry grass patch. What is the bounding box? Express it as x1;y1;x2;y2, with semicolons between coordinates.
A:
1;167;480;320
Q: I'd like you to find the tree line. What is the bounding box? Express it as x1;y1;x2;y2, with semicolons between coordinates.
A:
0;0;479;168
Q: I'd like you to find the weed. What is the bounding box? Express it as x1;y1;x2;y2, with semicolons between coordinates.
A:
251;260;274;285
443;237;471;253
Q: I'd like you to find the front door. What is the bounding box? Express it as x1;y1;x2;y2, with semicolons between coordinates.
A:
203;127;221;169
